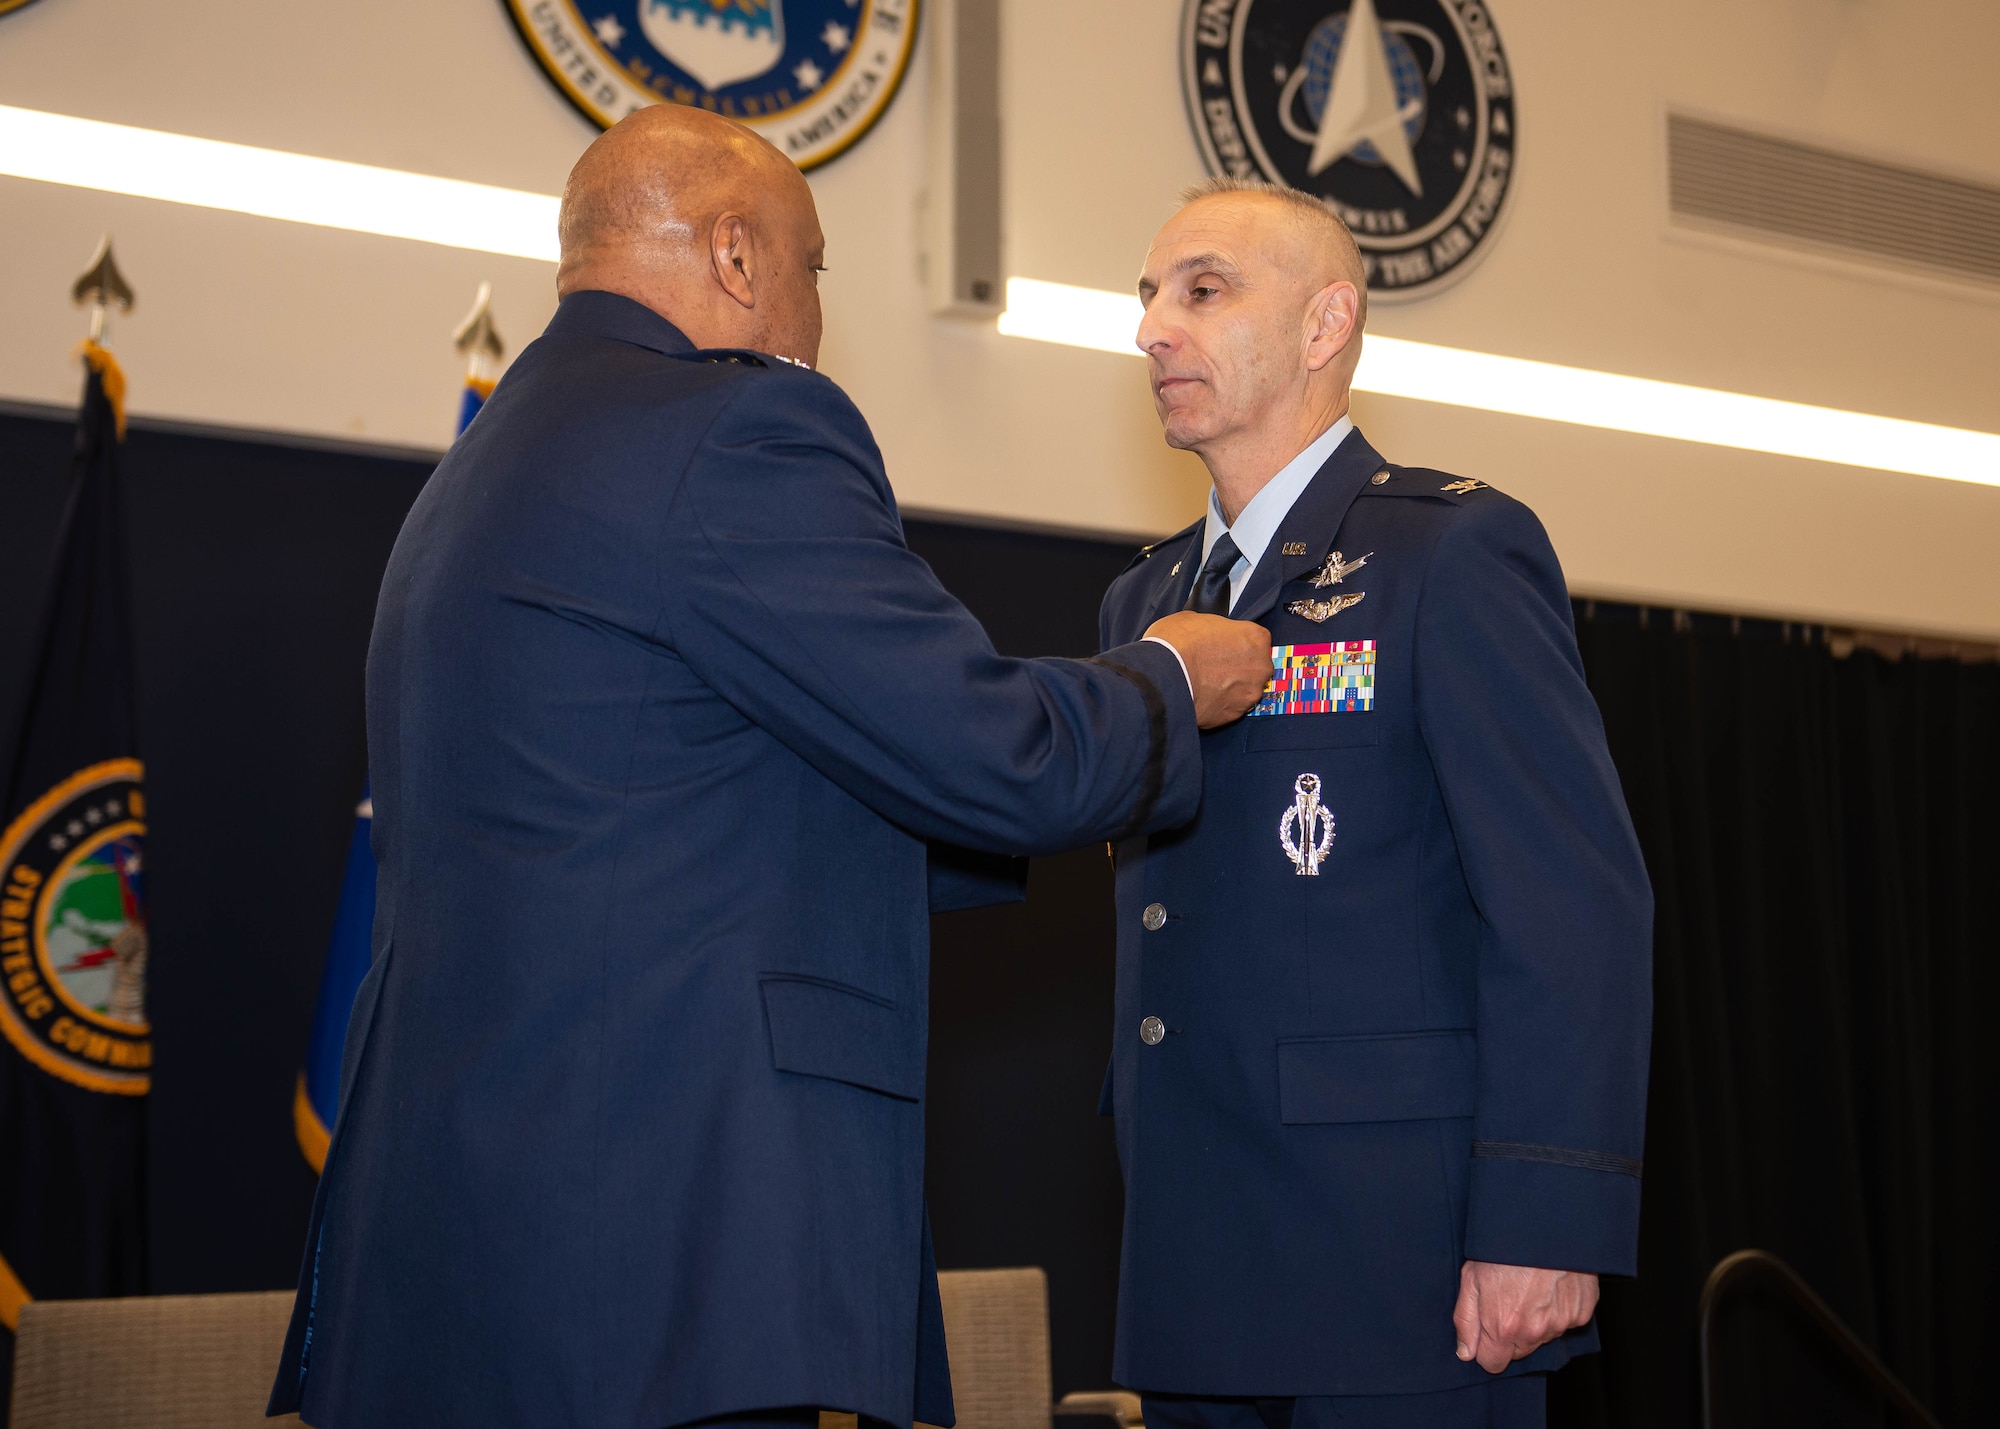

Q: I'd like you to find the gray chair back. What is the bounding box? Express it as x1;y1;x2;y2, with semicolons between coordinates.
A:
9;1290;302;1429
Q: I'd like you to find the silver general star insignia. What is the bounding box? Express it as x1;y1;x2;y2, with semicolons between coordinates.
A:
1441;479;1488;495
1311;550;1372;587
1279;773;1335;876
1288;591;1366;623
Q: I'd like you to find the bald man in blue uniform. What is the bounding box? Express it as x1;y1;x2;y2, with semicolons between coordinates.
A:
1095;180;1653;1427
267;110;1271;1429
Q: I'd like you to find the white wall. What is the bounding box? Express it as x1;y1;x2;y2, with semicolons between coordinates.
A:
2;0;1996;636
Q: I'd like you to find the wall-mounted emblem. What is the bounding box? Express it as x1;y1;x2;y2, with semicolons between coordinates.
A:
1181;0;1517;299
505;0;919;170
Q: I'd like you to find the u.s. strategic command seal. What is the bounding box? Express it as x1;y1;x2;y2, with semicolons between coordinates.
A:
505;0;919;170
1183;0;1517;299
0;760;151;1095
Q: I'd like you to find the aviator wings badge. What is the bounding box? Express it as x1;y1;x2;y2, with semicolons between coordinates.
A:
1311;550;1371;587
1290;549;1370;620
1288;591;1366;623
1279;773;1335;876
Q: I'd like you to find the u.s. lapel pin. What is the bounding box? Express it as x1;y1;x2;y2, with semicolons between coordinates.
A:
1281;542;1308;557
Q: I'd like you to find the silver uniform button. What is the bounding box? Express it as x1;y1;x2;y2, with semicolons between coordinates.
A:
1142;902;1167;931
1140;1016;1166;1046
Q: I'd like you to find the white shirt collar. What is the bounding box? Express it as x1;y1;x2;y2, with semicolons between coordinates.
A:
1200;414;1354;613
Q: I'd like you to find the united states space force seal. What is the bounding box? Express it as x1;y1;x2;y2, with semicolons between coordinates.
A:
0;759;151;1095
1182;0;1517;298
506;0;919;170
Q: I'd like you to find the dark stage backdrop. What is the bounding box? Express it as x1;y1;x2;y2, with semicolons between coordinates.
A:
2;408;1993;1425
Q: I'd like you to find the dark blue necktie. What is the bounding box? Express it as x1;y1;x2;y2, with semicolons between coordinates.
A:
1185;532;1242;616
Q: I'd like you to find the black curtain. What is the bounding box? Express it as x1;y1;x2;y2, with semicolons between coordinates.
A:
1554;606;1999;1429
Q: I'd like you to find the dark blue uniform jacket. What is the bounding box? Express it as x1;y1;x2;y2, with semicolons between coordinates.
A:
1098;428;1652;1398
268;291;1201;1429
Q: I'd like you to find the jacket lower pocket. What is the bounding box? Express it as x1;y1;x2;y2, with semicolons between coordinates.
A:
760;973;922;1101
1277;1029;1475;1124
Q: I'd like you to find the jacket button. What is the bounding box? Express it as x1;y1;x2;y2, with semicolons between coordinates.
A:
1142;903;1167;931
1140;1016;1166;1046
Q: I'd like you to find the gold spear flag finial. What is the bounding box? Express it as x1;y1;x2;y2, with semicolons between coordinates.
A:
72;235;135;342
453;281;505;375
72;236;135;435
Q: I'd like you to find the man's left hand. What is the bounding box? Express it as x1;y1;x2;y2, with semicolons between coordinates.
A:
1452;1260;1599;1373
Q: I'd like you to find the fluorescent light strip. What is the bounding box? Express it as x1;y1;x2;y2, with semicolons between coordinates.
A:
0;105;560;262
998;277;2000;488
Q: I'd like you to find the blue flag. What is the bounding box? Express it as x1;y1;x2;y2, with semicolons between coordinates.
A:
293;792;371;1170
294;369;493;1169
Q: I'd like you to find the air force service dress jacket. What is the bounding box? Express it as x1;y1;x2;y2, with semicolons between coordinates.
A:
268;291;1204;1429
1097;428;1653;1398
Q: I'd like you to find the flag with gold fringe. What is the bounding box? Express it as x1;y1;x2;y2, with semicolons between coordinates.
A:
0;319;150;1416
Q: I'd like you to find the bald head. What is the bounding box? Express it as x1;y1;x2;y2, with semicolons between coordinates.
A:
557;105;827;365
1135;180;1369;517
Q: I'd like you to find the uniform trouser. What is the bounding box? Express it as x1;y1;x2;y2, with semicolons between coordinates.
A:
1140;1377;1546;1429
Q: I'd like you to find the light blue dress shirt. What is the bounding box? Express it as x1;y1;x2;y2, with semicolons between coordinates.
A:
1199;413;1354;615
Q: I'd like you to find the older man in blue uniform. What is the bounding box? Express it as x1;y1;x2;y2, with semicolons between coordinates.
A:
1097;180;1653;1427
267;111;1271;1429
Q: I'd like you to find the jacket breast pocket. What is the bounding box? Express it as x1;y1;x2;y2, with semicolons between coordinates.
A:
1276;1029;1475;1124
760;973;922;1101
1245;714;1382;751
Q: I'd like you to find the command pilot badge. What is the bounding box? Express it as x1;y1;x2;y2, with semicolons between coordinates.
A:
505;0;918;170
1279;773;1336;875
1181;0;1518;298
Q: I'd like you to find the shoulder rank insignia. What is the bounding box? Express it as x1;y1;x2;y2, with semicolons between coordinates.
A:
1288;590;1366;622
1441;478;1488;495
1310;550;1371;587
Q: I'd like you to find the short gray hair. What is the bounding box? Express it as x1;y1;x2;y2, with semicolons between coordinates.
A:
1176;176;1367;324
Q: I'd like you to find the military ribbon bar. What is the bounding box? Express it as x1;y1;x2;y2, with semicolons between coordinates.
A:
1248;641;1376;717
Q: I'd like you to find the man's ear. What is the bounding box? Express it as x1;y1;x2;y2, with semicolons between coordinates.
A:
1303;280;1361;373
711;212;756;311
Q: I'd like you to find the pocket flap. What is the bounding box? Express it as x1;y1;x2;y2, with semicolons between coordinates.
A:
760;974;922;1101
1245;714;1382;751
1277;1029;1475;1124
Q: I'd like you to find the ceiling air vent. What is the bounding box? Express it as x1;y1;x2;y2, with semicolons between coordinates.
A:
1666;113;2000;287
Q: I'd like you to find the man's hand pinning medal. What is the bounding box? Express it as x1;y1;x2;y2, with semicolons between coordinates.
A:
1144;611;1272;728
